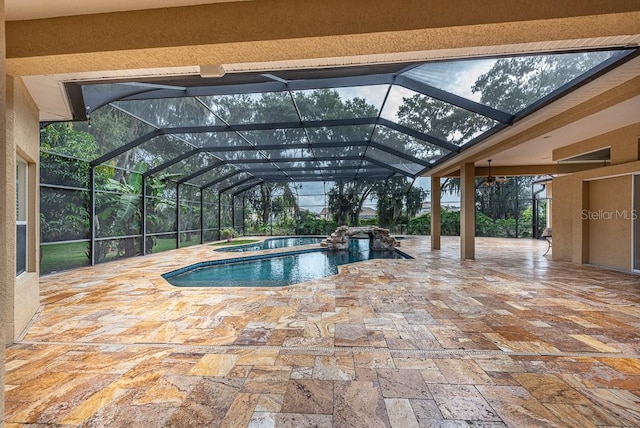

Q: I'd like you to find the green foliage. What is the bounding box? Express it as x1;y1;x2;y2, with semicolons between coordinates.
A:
406;207;542;238
406;210;462;236
295;210;336;235
221;227;239;239
40;124;100;243
41;122;99;162
246;183;299;229
441;210;461;236
373;178;425;228
407;213;430;235
327;181;373;226
359;218;378;226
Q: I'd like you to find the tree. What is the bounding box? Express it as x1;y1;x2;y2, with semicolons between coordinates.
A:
472;52;614;113
374;178;426;228
394;52;609;237
40;123;102;243
397;51;614;147
327;181;374;226
246;182;299;232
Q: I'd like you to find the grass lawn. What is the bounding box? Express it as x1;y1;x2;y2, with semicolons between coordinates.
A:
152;237;177;253
40;237;191;274
41;241;90;274
40;236;251;274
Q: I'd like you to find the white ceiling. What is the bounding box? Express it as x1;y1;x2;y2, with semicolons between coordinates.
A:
5;0;251;21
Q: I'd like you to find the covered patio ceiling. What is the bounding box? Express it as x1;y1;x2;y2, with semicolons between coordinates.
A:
52;47;639;196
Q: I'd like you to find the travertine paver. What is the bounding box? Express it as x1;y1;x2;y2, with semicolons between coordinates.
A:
5;236;640;427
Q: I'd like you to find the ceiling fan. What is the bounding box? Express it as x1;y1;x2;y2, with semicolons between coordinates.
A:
480;160;509;186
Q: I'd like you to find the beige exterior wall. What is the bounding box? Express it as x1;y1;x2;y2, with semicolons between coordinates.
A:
553;123;640;165
5;1;640;76
552;175;577;262
460;163;476;260
6;75;40;342
587;176;632;270
552;124;640;271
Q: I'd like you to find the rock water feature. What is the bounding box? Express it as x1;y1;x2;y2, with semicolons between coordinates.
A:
320;226;399;251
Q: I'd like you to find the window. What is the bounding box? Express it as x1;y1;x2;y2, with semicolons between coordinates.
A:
16;158;27;276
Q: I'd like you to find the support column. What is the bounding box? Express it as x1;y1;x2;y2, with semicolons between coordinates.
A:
460;163;476;260
576;181;590;264
431;176;441;250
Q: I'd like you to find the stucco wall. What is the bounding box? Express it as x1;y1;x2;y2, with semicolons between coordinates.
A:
6;75;40;342
552;121;640;271
588;176;632;270
553;124;640;165
553;163;640;271
6;1;640;76
551;175;574;262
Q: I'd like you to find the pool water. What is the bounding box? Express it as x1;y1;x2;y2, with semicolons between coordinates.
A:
165;239;410;287
216;236;325;252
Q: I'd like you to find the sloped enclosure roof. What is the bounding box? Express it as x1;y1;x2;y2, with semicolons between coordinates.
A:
57;48;638;196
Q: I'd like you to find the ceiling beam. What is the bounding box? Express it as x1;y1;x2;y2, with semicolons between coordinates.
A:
252;174;391;182
161;116;457;153
377;118;459;152
223;155;363;165
219;176;260;194
201;170;242;190
200;141;368;153
242;164;391;174
363;156;415;177
231;180;264;197
162;117;376;134
143;149;200;177
177;160;225;184
394;75;514;124
90;129;161;167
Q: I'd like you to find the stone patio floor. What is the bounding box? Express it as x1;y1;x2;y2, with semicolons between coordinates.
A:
5;236;640;427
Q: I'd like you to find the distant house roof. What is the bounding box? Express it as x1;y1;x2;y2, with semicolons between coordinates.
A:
359;207;377;218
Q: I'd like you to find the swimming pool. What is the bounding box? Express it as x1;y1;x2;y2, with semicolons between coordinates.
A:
165;239;412;287
216;236;325;252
